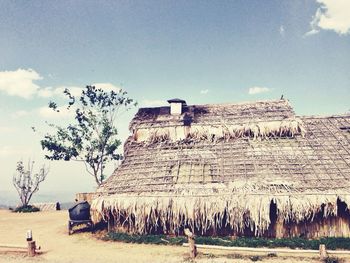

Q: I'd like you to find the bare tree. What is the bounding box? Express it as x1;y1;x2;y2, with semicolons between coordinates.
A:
13;160;49;207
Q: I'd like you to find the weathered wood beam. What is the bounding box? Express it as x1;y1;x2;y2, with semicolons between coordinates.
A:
183;243;350;256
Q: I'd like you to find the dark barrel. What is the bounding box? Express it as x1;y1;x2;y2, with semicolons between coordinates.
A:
68;201;91;221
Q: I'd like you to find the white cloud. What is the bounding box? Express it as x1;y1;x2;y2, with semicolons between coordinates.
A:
37;105;74;119
304;28;320;37
11;110;30;118
0;145;30;157
37;87;55;98
0;126;16;133
50;83;121;98
141;99;165;107
0;68;42;99
0;69;123;100
248;86;271;95
200;89;209;94
279;25;285;36
306;0;350;36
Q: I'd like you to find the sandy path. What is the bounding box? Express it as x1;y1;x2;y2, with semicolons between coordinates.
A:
0;210;345;263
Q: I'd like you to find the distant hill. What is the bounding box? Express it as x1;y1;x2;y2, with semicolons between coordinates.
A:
0;190;17;207
0;190;78;208
59;202;75;210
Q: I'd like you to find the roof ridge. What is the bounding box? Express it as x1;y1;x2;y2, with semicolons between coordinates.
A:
139;99;289;110
299;113;350;119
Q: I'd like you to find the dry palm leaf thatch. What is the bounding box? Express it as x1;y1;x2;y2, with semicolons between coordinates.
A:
91;192;349;235
93;99;350;236
135;118;306;144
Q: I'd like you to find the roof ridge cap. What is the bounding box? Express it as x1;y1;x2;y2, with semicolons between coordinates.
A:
138;99;289;110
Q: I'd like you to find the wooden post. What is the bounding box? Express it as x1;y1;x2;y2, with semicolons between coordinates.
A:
184;228;197;259
26;229;36;257
275;214;285;238
27;241;36;257
107;214;114;232
319;244;327;259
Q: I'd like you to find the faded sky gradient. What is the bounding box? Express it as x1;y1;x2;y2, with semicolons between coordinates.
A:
0;1;349;205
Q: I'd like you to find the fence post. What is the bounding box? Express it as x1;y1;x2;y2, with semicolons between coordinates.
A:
319;244;327;259
26;229;36;257
184;228;197;259
27;241;36;257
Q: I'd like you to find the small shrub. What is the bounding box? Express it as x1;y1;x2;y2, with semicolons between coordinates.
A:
104;232;350;251
13;205;40;213
323;257;342;263
320;237;350;250
226;253;243;259
250;255;262;261
267;252;277;257
204;253;216;258
106;232;186;245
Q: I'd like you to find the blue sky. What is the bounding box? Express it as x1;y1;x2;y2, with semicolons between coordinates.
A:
0;0;349;204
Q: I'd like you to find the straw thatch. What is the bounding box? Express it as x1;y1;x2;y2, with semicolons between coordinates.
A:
91;99;350;237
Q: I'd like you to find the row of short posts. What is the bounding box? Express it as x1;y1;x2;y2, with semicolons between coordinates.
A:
184;229;329;260
24;228;332;260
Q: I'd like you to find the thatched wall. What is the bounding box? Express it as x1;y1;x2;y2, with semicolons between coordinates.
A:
93;99;350;237
91;193;350;237
32;202;58;211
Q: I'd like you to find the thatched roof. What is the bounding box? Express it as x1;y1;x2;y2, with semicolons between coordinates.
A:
91;99;350;235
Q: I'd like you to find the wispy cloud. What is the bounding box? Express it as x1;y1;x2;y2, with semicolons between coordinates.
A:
52;83;121;98
11;106;74;120
279;25;285;36
37;87;55;98
305;0;350;36
0;126;16;133
141;99;165;107
248;86;271;95
200;89;209;95
0;68;42;99
11;110;30;119
0;68;123;99
304;28;320;37
37;105;74;119
0;145;31;157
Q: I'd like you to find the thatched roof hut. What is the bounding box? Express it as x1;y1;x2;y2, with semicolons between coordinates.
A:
91;99;350;238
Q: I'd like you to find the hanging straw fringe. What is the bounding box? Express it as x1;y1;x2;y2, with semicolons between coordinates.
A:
134;118;306;144
90;192;345;235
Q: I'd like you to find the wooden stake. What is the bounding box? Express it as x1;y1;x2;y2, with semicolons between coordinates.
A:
27;241;36;257
319;244;327;259
107;216;114;232
184;228;197;259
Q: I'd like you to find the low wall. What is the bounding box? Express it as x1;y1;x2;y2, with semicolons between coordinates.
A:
32;202;59;211
76;192;98;204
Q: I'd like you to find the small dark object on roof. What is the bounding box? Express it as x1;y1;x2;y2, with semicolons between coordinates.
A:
68;201;90;221
167;98;187;104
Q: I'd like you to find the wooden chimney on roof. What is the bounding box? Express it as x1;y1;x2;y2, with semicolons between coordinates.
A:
167;98;187;115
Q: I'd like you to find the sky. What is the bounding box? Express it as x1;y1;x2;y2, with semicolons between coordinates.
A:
0;0;349;205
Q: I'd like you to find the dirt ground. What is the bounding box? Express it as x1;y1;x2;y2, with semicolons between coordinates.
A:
0;209;348;263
